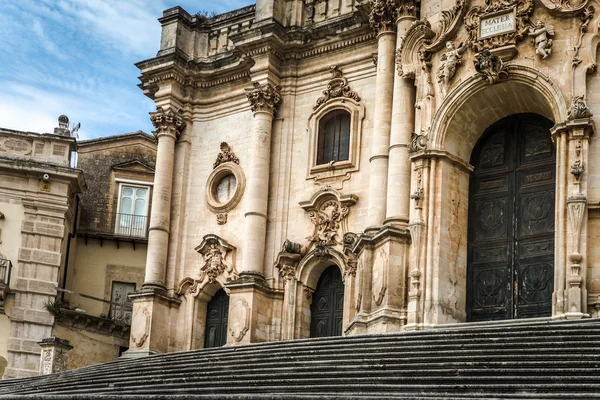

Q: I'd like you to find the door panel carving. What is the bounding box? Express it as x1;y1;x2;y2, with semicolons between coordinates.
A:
310;266;344;338
204;289;229;348
468;114;555;322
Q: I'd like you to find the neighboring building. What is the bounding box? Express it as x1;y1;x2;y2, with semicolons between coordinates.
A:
126;0;600;357
0;119;156;378
0;118;83;378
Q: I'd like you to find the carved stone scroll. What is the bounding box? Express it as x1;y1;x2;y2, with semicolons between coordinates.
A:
572;6;594;68
474;50;509;84
540;0;591;16
314;66;361;110
568;95;593;120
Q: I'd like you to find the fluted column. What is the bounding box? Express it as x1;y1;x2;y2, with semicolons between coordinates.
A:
143;107;185;288
385;14;417;226
365;0;398;231
242;82;282;275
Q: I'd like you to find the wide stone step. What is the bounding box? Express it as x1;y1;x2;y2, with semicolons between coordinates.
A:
2;320;600;398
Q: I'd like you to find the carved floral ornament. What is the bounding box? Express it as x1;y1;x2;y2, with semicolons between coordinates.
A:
149;107;186;138
474;50;509;84
314;66;361;111
245;82;282;115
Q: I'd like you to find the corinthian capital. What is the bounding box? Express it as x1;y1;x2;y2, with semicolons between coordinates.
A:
149;107;186;139
369;0;418;33
245;82;282;116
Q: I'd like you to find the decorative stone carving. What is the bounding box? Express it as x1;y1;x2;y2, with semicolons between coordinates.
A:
397;0;466;80
149;107;186;138
372;249;387;306
213;142;239;169
568;95;593;120
408;222;423;299
567;194;586;297
130;307;150;347
572;6;594;68
245;82;282;115
528;20;554;59
275;240;302;280
437;41;467;95
300;187;357;253
343;232;359;278
303;285;315;300
408;130;428;153
38;337;72;376
314;66;361;110
474;50;509;84
195;235;237;284
368;0;399;33
355;259;362;311
539;0;591;15
216;213;227;225
571;139;584;182
465;0;534;55
307;200;349;247
229;298;250;342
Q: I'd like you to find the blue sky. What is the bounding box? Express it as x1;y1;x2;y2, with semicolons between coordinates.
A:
0;0;254;140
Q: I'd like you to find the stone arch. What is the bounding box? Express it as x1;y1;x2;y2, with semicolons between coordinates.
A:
410;65;570;326
429;64;569;161
290;249;349;339
176;278;230;350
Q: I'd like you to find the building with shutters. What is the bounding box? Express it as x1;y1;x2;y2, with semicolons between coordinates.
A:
125;0;600;356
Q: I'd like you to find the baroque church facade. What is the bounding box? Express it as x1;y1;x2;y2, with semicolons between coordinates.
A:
127;0;600;355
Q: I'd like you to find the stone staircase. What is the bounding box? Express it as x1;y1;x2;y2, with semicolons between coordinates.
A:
1;319;600;399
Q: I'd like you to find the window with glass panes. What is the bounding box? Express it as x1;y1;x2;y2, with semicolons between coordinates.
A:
317;111;351;165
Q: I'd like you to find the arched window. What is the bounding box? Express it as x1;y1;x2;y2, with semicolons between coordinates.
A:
317;110;351;165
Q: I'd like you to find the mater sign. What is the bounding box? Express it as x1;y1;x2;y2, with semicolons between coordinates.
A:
479;10;516;39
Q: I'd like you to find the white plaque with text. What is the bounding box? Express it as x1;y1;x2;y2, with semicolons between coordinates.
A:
479;10;516;39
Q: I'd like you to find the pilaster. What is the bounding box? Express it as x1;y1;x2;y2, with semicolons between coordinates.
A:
550;107;595;320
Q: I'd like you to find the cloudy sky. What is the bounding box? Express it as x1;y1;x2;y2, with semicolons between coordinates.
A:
0;0;253;140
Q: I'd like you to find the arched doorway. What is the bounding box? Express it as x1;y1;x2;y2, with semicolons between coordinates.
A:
310;266;344;337
204;289;229;348
467;113;555;322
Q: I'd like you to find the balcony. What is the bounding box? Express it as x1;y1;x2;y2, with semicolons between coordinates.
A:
79;211;149;243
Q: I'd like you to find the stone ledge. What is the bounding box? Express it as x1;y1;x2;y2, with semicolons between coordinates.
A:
55;309;130;340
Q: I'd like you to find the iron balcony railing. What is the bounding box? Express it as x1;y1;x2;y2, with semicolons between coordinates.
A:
0;258;12;286
79;211;149;239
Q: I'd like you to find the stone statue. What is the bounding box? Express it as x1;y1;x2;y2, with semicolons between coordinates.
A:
528;20;554;60
437;41;467;94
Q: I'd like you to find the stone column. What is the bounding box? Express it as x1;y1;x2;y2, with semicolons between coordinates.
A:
241;82;282;275
143;107;185;289
38;337;72;375
385;13;417;227
365;0;398;231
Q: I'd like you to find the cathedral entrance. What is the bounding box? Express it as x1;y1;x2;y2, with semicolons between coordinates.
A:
310;266;344;337
467;114;555;322
204;289;229;348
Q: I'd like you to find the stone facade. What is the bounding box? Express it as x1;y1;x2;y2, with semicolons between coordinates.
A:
127;0;600;354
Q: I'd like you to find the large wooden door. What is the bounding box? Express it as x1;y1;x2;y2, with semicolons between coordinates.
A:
310;266;344;337
467;114;555;322
204;289;229;348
